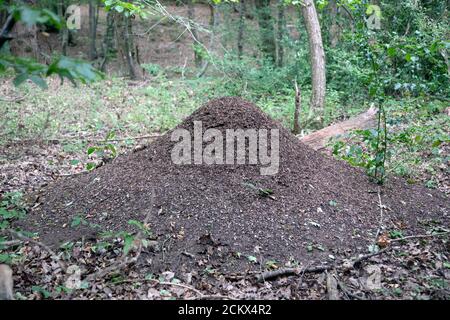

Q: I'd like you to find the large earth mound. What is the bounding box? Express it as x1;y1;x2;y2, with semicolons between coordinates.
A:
22;97;448;273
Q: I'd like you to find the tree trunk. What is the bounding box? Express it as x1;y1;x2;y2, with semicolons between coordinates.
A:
187;0;202;69
301;0;326;113
293;81;301;134
237;0;246;60
0;14;16;50
276;0;286;67
57;0;68;55
197;4;218;78
100;10;115;72
88;0;98;60
254;0;276;63
329;0;339;48
116;12;138;79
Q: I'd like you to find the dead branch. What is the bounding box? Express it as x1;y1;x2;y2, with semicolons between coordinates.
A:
374;186;384;242
326;272;340;300
0;92;30;103
300;105;378;150
390;231;450;242
255;247;390;283
2;229;66;271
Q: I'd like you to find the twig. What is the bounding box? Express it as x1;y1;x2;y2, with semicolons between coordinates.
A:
92;134;160;142
255;264;330;283
0;92;30;103
255;248;390;283
351;247;390;267
2;229;66;271
0;239;22;247
374;186;384;242
390;231;450;242
326;271;340;300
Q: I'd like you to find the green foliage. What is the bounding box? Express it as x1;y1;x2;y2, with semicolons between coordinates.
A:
0;192;25;230
0;55;103;89
0;3;102;88
332;107;388;184
12;5;61;29
102;0;147;18
0;192;26;262
86;131;118;170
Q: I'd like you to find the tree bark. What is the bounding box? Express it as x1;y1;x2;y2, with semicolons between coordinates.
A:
57;0;69;55
187;0;202;69
197;4;218;78
276;0;286;67
237;0;246;60
116;12;138;79
100;10;115;72
301;0;326;113
329;0;339;48
0;14;16;50
293;81;301;134
254;0;276;63
88;0;98;60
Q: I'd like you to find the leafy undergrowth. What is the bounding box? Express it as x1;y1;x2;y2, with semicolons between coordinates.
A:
330;99;449;194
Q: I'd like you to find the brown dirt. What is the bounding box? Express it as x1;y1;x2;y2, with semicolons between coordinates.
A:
20;97;449;274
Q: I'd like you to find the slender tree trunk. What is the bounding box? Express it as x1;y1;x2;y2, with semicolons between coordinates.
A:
276;0;286;67
197;4;218;78
88;0;98;60
301;0;326;113
124;15;138;79
293;81;301;134
0;14;15;50
116;12;138;79
329;0;339;48
254;0;276;63
237;0;246;59
187;0;202;69
58;0;68;55
100;10;115;72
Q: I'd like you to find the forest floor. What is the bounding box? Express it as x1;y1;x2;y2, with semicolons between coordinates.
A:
0;78;449;300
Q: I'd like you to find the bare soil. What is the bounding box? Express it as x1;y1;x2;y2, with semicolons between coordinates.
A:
20;97;449;275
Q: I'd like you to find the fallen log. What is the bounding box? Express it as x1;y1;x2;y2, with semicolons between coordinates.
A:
300;105;378;151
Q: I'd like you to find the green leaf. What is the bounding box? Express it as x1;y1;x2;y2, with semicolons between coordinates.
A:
86;162;96;171
31;286;51;298
0;253;12;263
29;75;48;89
387;47;396;57
87;147;97;155
69;159;80;166
123;234;134;255
13;73;29;86
71;216;82;228
128;219;144;230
